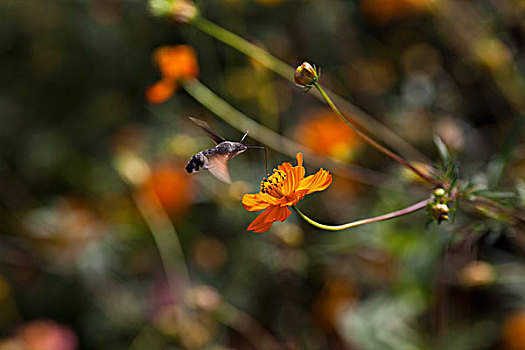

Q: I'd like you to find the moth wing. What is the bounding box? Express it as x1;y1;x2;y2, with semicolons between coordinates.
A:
206;153;232;184
189;117;226;145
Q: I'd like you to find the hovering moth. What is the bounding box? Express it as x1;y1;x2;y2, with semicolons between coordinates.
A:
185;117;266;183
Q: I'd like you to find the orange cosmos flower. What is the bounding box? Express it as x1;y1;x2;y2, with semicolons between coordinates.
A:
242;153;332;233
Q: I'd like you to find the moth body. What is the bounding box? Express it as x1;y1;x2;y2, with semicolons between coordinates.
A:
185;141;247;183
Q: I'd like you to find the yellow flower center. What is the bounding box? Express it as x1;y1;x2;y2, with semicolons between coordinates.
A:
260;169;287;196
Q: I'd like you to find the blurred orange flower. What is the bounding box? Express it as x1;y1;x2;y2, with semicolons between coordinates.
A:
296;110;360;161
255;0;283;5
192;236;228;270
503;310;525;350
360;0;430;25
141;161;195;216
146;45;198;104
145;79;176;104
311;277;359;333
153;45;198;81
16;319;78;350
242;153;332;233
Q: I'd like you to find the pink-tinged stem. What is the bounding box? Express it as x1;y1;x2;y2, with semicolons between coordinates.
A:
293;199;430;231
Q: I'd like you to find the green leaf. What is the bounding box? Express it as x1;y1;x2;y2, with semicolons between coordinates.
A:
434;136;450;169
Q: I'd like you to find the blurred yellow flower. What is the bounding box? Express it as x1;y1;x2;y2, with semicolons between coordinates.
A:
459;261;496;288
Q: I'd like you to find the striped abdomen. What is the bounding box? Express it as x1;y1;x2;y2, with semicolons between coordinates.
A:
185;152;207;173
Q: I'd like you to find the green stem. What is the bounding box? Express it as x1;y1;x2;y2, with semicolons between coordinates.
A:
192;16;292;80
292;199;430;231
214;302;284;350
191;16;429;163
314;82;440;187
133;191;196;313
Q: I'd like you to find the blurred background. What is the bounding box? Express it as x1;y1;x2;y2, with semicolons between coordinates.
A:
0;0;524;349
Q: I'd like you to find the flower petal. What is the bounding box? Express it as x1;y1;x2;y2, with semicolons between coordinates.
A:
242;193;270;211
281;153;305;196
251;222;273;234
277;162;293;173
279;191;307;207
297;168;332;194
246;205;292;233
242;192;283;211
296;152;303;167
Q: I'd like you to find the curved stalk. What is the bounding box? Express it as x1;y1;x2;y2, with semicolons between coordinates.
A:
133;190;196;313
313;82;440;187
292;199;430;231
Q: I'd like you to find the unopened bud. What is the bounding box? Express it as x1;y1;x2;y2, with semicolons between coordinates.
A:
432;203;450;222
149;0;199;23
172;0;199;23
433;188;446;197
294;61;319;87
435;203;449;213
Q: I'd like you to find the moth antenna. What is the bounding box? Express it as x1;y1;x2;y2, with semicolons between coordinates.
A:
240;130;249;143
246;145;268;176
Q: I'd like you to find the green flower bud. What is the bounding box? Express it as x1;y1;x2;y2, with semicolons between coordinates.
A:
149;0;174;17
433;188;446;197
172;0;199;23
149;0;199;23
431;202;450;223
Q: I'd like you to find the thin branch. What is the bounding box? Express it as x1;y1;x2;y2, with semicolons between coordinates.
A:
292;199;430;231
